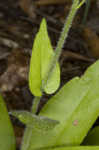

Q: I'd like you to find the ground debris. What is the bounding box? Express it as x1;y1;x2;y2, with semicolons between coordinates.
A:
0;48;29;92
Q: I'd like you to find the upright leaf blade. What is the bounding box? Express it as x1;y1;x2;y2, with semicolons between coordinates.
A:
26;60;99;150
0;95;16;150
29;19;60;96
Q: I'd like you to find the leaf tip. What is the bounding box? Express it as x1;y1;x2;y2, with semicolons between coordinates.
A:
39;18;47;32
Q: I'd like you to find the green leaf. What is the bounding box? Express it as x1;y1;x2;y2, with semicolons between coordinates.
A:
0;95;16;150
29;19;60;96
83;126;99;145
25;60;99;150
39;146;99;150
11;110;59;132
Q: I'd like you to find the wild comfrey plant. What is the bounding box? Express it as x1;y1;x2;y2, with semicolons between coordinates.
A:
1;1;99;150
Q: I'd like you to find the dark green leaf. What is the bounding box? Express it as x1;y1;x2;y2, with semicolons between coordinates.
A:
83;126;99;145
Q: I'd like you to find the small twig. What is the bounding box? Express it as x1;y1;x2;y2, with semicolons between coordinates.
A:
20;16;61;34
60;50;94;65
35;0;70;6
0;52;10;60
34;9;62;26
0;37;19;48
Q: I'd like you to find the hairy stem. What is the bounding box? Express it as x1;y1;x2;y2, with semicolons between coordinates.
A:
21;1;86;150
20;128;32;150
42;0;85;89
31;96;41;114
21;96;41;150
77;0;86;9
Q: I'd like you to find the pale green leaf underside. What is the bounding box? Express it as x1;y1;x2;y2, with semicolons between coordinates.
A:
0;95;16;150
29;19;60;96
11;110;59;132
26;60;99;150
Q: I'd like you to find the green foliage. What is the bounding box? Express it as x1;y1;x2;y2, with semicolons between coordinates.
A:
21;1;83;149
41;146;99;150
11;110;59;132
1;1;99;150
29;19;60;97
0;95;16;150
83;126;99;145
21;60;99;150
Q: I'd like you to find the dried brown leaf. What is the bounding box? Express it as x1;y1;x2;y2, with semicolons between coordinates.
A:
82;27;99;58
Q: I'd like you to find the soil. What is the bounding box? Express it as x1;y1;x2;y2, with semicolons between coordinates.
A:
0;0;99;149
